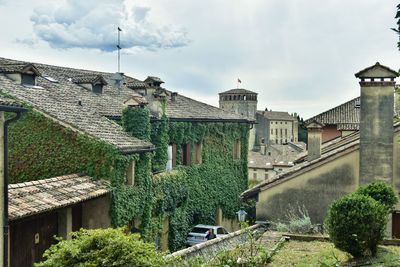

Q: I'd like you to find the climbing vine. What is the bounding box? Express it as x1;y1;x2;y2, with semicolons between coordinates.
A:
8;103;250;252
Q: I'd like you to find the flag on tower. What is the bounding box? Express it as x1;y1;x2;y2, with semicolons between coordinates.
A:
238;78;241;83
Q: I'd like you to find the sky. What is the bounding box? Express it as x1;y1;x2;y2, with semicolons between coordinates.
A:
0;0;399;119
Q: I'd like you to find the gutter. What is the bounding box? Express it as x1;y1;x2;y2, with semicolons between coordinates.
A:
3;106;27;267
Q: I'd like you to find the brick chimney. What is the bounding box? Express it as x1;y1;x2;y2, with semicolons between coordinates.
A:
306;120;324;161
355;62;398;185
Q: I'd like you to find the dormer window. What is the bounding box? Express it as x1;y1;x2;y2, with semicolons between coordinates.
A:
92;83;103;94
72;74;107;94
21;74;36;86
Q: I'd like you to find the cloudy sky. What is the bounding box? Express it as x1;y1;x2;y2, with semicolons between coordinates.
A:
0;0;399;118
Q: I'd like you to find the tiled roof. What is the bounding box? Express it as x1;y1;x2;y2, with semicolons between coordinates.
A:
305;97;360;130
259;110;295;121
9;173;110;221
241;123;400;198
0;97;25;108
220;88;257;95
166;92;251;121
0;58;248;123
0;65;153;153
72;75;107;85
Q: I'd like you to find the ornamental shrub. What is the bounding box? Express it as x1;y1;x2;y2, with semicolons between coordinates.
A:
355;181;397;211
35;228;168;267
325;194;387;258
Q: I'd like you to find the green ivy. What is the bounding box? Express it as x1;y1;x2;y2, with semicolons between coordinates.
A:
9;103;250;252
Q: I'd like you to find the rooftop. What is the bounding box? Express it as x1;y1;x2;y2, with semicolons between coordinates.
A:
9;173;110;221
241;122;400;199
305;97;360;130
258;110;296;121
219;88;257;95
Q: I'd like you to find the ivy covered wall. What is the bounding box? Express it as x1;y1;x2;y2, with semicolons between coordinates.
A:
120;105;249;251
9;105;250;251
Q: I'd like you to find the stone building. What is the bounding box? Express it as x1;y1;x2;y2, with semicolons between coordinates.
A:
0;57;251;264
241;63;400;238
256;110;298;145
305;97;360;143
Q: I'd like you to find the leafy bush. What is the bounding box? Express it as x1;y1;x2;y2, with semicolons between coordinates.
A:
35;228;168;267
325;194;387;258
356;181;397;211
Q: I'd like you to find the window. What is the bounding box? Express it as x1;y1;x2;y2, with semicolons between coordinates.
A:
182;144;191;165
92;84;103;94
285;122;287;124
265;173;268;180
126;160;135;185
21;74;35;85
275;129;278;136
285;129;287;137
271;129;273;135
280;129;282;136
233;139;241;159
253;172;257;179
194;143;202;164
171;144;177;167
280;122;282;124
275;139;278;144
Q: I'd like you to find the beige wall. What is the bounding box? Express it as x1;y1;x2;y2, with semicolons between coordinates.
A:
82;195;111;229
248;167;275;183
256;149;359;224
269;120;296;144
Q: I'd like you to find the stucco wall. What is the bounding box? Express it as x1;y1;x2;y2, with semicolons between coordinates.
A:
256;150;359;224
393;130;400;209
359;84;394;184
82;195;111;229
322;125;342;143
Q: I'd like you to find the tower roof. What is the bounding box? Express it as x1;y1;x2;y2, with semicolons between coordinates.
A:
355;62;398;79
219;88;257;95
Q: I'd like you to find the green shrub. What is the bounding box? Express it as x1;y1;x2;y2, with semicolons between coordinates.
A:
325;194;387;258
356;181;397;211
35;228;167;267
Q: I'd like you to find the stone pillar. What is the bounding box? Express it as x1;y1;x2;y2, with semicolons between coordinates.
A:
58;207;72;239
215;208;223;226
306;120;324;161
355;62;398;184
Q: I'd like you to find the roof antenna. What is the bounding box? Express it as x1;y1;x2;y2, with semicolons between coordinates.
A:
117;27;122;73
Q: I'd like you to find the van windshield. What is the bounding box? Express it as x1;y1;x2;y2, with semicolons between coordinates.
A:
191;227;209;234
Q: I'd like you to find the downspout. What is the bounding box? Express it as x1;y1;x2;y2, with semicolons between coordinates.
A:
3;111;23;267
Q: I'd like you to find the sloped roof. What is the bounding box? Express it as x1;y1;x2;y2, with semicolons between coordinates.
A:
220;88;257;95
305;97;360;130
355;62;398;78
9;173;110;221
0;59;153;153
259;110;295;121
0;58;247;123
241;123;400;199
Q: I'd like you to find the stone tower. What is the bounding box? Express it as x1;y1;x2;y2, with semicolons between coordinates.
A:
355;62;398;184
219;89;258;119
219;89;258;150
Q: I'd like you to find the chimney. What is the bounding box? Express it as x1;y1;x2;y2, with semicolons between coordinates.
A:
171;92;178;102
260;138;266;155
306;120;324;161
355;62;398;185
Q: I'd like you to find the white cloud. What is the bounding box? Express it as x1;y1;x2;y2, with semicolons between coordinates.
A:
29;0;190;52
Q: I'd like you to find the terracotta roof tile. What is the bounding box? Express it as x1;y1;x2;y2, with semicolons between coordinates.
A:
9;173;110;221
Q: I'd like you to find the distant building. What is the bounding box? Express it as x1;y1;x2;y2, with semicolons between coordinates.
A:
218;88;298;149
256;110;298;146
305;97;360;143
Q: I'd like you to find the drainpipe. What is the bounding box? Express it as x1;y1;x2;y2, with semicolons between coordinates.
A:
3;111;24;267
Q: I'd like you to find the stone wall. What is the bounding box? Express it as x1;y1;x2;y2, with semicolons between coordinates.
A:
166;224;262;260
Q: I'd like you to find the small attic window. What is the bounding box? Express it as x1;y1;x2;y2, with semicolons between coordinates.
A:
92;84;103;94
21;74;36;86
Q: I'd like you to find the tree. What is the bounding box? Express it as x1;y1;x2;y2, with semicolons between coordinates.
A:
392;4;400;49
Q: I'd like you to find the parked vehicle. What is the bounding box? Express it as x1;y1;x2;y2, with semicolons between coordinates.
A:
186;224;229;246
